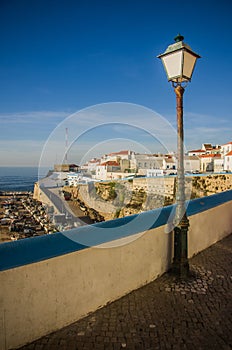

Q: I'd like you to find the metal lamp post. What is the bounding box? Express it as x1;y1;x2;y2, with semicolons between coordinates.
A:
157;34;200;278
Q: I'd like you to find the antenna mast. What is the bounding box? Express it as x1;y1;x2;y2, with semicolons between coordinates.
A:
65;127;68;164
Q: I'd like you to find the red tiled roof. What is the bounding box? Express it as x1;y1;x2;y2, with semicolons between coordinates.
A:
100;161;120;166
222;141;232;146
108;150;129;156
225;150;232;156
199;154;221;158
189;149;205;153
117;150;129;155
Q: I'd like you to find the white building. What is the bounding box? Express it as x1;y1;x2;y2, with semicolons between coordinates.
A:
162;157;176;174
214;158;224;173
201;143;220;154
131;154;165;172
162;156;200;174
101;150;134;164
66;173;83;186
80;158;101;174
66;173;96;186
199;154;221;172
184;156;200;173
95;161;121;180
221;141;232;157
224;151;232;172
188;149;205;156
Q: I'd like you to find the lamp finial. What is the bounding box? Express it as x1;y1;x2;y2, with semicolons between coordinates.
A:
174;34;184;42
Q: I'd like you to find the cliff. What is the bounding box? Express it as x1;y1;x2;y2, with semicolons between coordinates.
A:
47;174;232;222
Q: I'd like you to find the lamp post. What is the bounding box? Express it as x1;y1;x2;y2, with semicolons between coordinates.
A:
157;34;200;278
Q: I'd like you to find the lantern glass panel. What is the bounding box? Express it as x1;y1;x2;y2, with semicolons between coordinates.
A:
183;51;197;80
161;51;182;81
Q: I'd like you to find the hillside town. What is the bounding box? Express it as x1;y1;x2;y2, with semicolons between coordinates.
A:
31;139;232;226
2;141;231;243
58;140;232;186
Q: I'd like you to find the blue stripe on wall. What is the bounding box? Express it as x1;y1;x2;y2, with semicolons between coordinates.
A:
0;190;231;271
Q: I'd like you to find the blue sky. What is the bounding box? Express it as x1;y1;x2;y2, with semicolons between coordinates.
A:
0;0;232;166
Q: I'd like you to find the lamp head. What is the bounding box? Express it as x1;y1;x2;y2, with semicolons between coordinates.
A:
157;34;200;84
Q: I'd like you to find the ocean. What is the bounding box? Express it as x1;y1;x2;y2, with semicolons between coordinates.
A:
0;167;48;192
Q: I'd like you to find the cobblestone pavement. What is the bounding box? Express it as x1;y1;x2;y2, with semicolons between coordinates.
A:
17;234;232;350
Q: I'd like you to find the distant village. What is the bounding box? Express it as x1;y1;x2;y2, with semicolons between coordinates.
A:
53;140;232;187
2;141;232;242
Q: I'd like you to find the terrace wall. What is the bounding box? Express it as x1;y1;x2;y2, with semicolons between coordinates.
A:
0;191;232;349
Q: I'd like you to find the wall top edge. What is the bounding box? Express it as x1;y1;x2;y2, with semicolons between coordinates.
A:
0;190;231;271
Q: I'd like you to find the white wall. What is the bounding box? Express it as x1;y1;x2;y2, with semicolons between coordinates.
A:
224;155;232;171
184;158;200;172
214;158;224;173
221;143;232;156
0;200;232;349
95;165;107;180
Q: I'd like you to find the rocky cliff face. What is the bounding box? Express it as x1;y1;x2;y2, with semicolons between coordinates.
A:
62;174;232;222
191;174;232;198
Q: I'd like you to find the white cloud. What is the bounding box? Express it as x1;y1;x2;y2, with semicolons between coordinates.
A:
0;110;69;124
1;105;231;167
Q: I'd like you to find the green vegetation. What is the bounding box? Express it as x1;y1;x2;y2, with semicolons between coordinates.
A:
114;208;121;218
108;182;117;200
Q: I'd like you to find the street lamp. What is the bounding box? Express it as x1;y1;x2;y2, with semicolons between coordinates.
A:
157;34;200;278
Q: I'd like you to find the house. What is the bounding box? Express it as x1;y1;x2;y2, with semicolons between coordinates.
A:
202;143;213;152
166;156;200;174
130;154;164;172
184;156;200;173
101;150;134;163
200;143;221;155
66;173;83;186
221;141;232;157
163;157;176;174
95;161;121;180
80;158;101;174
224;150;232;172
120;159;130;172
209;145;221;154
214;158;224;173
188;149;205;156
66;173;97;186
199;154;221;172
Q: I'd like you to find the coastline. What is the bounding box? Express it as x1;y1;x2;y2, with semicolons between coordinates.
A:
0;166;41;193
0;184;94;244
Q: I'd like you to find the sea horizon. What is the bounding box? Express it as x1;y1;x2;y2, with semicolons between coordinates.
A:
0;166;50;192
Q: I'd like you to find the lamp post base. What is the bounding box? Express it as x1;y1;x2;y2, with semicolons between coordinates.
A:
172;214;190;279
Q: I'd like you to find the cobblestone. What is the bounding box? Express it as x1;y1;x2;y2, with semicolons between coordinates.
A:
16;234;232;350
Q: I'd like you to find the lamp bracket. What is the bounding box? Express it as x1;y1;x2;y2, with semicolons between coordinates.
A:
172;81;188;89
